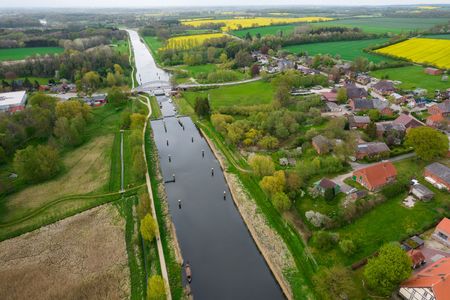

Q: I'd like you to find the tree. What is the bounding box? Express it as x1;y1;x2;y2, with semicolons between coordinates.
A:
272;192;291;211
352;56;369;72
274;84;291;108
368;109;380;121
13;145;60;183
260;171;286;196
28;93;57;111
313;266;360;300
106;72;116;87
364;243;411;295
234;50;253;68
147;275;166;300
107;87;128;107
248;154;274;177
194;96;211;118
405;126;447;161
339;239;357;256
250;64;260;77
336;88;347;104
82;71;100;94
140;213;158;242
365;121;378;141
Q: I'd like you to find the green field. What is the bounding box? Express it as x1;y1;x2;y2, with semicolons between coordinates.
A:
423;34;450;40
283;38;393;63
313;17;450;34
232;24;296;38
144;36;163;53
371;65;449;91
0;47;64;61
182;80;274;109
176;64;218;76
112;40;129;56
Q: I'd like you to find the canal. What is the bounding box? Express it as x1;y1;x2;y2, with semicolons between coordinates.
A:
127;29;284;300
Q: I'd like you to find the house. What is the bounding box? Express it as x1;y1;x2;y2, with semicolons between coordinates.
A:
425;67;443;76
356;73;371;85
84;93;107;106
278;59;294;71
372;80;396;95
345;83;368;100
0;90;27;113
376;122;406;141
399;257;450;300
372;98;389;110
410;183;434;201
312;135;332;155
393;113;423;129
321;91;338;102
324;102;340;112
348;98;374;111
424;162;450;190
348;115;371;129
380;107;394;116
391;92;406;104
403;235;425;250
428;100;450;118
314;178;340;198
407;249;426;269
352;161;397;191
426;113;445;128
433;218;450;247
355;142;390;160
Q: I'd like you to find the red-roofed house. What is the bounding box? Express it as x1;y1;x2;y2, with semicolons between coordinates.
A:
321;91;338;102
399;257;450;300
352;161;397;191
407;249;426;269
433;218;450;248
393;113;424;129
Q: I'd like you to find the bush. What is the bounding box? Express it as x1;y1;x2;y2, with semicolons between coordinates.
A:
271;192;291;212
381;181;408;198
13;145;61;183
312;231;339;251
140;213;158;242
248;154;274;177
206;70;240;83
339;239;357;256
147;275;166;300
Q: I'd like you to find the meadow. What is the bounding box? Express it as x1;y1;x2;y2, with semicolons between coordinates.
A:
312;17;450;34
181;16;333;31
0;47;64;61
161;33;227;50
283;38;393;63
232;24;296;38
182;80;274;109
375;38;450;69
370;65;449;91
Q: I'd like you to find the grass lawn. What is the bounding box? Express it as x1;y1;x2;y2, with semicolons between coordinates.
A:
370;65;449;91
232;24;296;38
312;158;450;267
178;64;217;76
144;36;163;54
112;40;129;56
314;17;450;34
0;47;64;61
182;80;274;110
283;38;394;63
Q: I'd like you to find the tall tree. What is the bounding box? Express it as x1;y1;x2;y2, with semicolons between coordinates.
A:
140;213;158;242
405;126;447;161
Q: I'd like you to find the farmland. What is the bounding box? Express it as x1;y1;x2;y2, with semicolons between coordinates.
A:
312;17;450;34
370;66;449;91
181;16;334;31
0;47;64;61
283;38;393;63
161;33;227;50
232;24;296;38
182;80;274;109
374;38;450;69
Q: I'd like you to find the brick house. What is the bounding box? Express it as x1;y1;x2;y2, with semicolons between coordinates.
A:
424;162;450;191
312;135;332;155
433;217;450;247
355;142;390;160
321;91;338;102
352;161;397;191
372;80;396;95
345;83;368;100
425;67;443;76
393;113;424;129
399;257;450;300
348;115;371;129
427;100;450;128
348;98;374;111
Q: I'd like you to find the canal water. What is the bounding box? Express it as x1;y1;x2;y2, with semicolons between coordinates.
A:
128;29;284;300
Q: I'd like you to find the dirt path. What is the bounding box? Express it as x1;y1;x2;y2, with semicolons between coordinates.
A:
0;204;130;300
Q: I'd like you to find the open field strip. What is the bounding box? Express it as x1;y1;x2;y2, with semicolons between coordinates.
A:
161;33;227;50
374;38;450;69
181;17;334;31
0;47;63;61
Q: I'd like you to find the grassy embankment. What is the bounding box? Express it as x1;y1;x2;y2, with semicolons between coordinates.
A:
143;36;163;63
175;82;318;299
283;38;394;63
0;47;64;61
370;65;449;91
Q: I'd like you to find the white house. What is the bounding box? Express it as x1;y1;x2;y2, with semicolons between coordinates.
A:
0;91;27;113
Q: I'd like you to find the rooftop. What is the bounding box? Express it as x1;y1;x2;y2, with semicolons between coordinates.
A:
425;162;450;185
0;91;27;107
436;218;450;234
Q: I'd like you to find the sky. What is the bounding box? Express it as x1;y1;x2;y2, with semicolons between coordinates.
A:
1;0;449;7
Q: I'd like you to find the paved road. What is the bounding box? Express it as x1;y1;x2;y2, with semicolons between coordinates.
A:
333;153;417;194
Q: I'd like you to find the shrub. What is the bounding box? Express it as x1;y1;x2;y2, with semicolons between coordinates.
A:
248;154;274;177
381;181;408;198
140;213;158;242
339;239;357;256
147;275;166;300
271;192;291;212
13;145;61;183
312;231;339;251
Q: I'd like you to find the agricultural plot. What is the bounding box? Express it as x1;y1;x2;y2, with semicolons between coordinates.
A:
182;80;274;109
283;38;393;63
0;204;130;300
375;38;450;69
161;33;227;50
370;66;449;91
181;17;333;31
232;24;296;38
312;17;450;34
0;47;64;61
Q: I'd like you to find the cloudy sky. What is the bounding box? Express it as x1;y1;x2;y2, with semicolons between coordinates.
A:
2;0;448;7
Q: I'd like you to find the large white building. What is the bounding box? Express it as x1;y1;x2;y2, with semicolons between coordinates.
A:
0;91;27;112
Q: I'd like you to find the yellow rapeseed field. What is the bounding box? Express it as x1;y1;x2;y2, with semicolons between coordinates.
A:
181;17;334;31
375;38;450;69
161;33;228;50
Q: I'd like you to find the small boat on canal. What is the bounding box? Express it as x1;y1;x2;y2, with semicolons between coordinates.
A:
185;262;192;283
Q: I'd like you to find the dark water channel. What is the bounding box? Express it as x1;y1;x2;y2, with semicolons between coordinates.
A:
127;28;284;300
